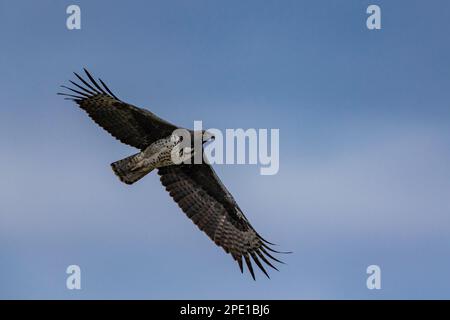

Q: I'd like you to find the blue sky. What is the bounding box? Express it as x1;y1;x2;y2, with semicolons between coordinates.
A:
1;0;450;299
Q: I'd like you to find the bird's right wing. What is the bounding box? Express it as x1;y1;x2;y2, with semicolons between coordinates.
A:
59;69;178;150
158;163;289;279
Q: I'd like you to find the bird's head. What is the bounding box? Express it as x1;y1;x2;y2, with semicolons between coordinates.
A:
186;130;215;148
202;130;215;143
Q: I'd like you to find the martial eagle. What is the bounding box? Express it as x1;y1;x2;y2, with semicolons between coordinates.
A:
59;69;287;279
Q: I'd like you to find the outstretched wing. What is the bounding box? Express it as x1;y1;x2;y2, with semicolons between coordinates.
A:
158;163;288;280
59;69;178;150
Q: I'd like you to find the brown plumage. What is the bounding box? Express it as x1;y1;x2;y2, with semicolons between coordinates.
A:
59;69;289;280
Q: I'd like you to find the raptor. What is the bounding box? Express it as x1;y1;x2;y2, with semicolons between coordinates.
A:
58;69;288;279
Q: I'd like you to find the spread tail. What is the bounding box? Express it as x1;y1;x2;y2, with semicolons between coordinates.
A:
111;152;153;185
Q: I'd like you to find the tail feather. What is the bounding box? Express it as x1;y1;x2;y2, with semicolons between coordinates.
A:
111;152;152;185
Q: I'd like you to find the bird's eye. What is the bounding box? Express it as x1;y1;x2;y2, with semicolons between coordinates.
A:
179;136;183;141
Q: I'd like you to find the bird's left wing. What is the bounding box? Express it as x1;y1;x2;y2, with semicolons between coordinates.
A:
158;163;288;280
59;69;178;150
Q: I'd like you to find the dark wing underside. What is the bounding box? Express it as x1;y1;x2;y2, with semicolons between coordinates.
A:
58;68;178;150
158;163;288;280
59;69;288;279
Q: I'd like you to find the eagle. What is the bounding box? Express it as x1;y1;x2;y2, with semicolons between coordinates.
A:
58;69;288;279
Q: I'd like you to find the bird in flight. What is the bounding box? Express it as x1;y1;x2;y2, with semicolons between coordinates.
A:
59;69;288;279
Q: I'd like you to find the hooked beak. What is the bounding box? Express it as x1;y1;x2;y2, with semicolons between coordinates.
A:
203;131;215;142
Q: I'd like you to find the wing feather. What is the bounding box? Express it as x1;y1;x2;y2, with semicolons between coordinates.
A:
59;69;178;150
158;163;287;279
